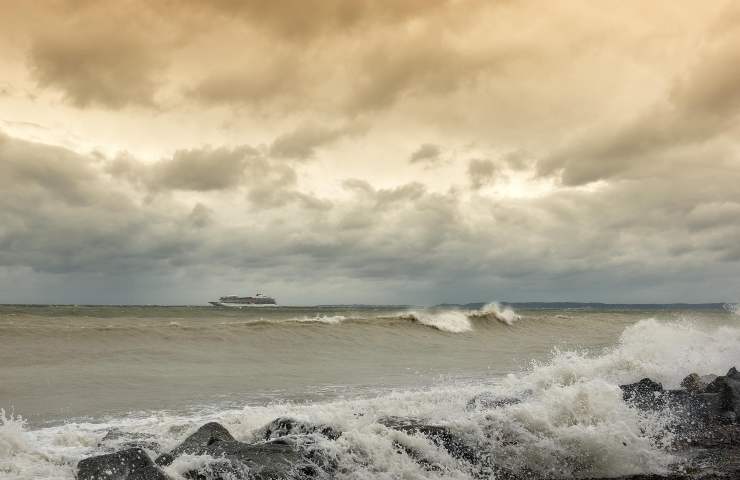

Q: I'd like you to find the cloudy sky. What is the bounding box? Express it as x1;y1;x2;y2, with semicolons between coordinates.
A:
1;0;739;305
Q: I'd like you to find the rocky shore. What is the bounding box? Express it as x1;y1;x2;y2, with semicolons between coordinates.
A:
77;367;740;480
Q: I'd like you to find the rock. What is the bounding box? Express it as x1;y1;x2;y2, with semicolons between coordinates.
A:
395;423;479;464
379;417;479;465
681;374;705;393
705;367;740;421
621;378;664;409
156;422;234;466
668;391;724;421
465;392;521;411
254;416;341;441
179;440;323;480
155;422;331;479
680;373;719;393
98;429;161;452
77;447;169;480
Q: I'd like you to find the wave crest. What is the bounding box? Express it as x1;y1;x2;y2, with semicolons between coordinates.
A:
469;302;521;325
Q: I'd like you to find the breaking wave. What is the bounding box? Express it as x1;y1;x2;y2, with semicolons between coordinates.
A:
294;314;347;325
4;318;737;479
402;302;520;332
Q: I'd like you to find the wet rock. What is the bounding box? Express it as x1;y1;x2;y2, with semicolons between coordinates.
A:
396;424;479;464
98;429;161;452
705;367;740;421
380;417;479;465
681;374;708;393
621;378;664;409
465;392;521;411
155;422;331;479
179;440;323;480
377;415;427;428
155;422;234;466
254;416;341;441
77;447;169;480
664;391;724;424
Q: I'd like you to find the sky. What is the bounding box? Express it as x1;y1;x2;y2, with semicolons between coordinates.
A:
1;0;739;305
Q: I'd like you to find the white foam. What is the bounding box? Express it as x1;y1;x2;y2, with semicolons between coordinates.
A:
294;314;347;325
406;310;472;333
470;302;521;325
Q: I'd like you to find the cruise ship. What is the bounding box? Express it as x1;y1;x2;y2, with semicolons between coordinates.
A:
209;293;277;307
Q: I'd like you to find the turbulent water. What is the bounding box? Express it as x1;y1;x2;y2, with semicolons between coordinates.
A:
1;303;738;479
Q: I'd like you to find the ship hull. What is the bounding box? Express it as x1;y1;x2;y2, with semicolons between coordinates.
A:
209;301;277;308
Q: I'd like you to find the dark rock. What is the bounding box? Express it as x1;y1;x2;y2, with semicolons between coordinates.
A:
98;429;161;452
77;447;169;480
465;392;521;411
621;378;665;409
673;391;725;422
180;440;323;480
705;367;740;421
254;416;341;441
156;422;234;466
379;417;479;465
396;424;479;464
155;422;331;479
681;374;706;393
376;415;427;428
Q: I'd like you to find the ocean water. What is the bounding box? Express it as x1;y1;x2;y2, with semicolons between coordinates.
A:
1;303;738;479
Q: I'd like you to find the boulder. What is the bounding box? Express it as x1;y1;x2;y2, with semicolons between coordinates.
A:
394;423;479;464
705;367;740;422
663;391;725;425
77;447;169;480
98;429;161;452
154;422;330;479
620;378;664;410
379;417;479;465
178;440;322;480
254;416;341;441
156;422;234;466
680;373;719;393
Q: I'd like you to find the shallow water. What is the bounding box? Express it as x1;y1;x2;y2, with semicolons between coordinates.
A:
1;304;738;479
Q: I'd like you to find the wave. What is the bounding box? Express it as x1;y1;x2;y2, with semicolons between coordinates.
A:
293;314;347;325
3;318;738;479
468;301;521;325
3;318;740;479
401;302;520;332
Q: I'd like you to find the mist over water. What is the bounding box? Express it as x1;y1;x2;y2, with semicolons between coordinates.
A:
1;304;738;479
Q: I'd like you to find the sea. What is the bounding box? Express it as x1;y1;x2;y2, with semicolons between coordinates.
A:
1;302;738;479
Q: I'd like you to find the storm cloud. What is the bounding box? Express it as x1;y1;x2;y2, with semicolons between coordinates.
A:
0;1;739;304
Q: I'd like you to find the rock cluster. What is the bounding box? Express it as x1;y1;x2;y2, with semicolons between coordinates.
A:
76;367;740;480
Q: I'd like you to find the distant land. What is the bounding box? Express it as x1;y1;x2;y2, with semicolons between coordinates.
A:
435;302;734;310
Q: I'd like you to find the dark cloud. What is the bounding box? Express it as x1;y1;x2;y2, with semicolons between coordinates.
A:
28;26;164;109
1;128;739;303
467;159;497;189
269;123;362;160
189;61;295;107
184;0;452;41
409;143;441;164
537;12;740;186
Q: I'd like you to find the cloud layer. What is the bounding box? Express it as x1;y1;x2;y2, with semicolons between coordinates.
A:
0;0;738;304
